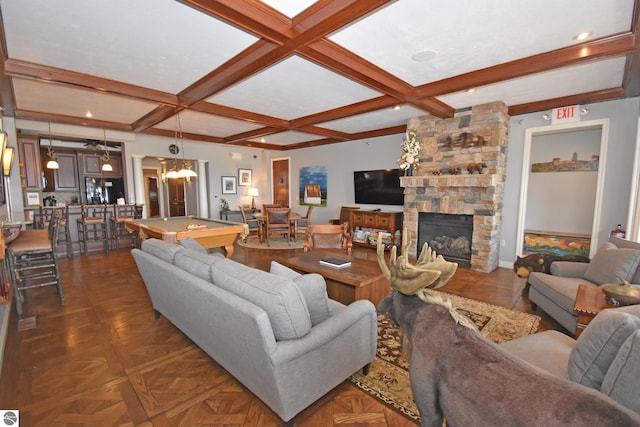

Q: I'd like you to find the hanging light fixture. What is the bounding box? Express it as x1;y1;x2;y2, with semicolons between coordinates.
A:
101;129;113;172
175;113;197;180
46;122;59;169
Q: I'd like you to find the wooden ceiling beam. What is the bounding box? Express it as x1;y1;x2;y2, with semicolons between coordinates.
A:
290;95;399;128
509;87;626;116
15;109;133;131
131;105;180;133
5;59;178;106
190;101;289;128
415;32;637;98
222;126;286;144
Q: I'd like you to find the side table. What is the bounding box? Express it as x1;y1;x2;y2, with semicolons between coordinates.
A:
574;283;614;337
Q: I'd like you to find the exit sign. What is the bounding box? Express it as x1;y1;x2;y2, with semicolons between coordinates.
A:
551;105;580;125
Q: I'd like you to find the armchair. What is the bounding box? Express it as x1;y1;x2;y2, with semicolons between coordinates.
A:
329;206;360;228
304;223;352;255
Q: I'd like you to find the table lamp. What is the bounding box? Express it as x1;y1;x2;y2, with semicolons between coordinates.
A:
248;188;259;210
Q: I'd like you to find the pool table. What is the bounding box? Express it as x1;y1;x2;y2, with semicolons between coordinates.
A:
125;216;246;258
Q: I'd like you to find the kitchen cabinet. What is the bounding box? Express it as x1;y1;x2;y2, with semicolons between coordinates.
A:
80;152;122;177
41;149;79;192
18;135;42;192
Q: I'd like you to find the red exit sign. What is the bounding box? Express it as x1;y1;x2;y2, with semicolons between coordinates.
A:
551;105;580;124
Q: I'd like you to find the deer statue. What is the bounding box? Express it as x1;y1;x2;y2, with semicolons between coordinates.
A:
376;229;640;427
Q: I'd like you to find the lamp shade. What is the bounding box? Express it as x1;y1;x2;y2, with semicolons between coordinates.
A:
46;159;60;169
101;163;113;172
248;188;259;197
2;146;14;176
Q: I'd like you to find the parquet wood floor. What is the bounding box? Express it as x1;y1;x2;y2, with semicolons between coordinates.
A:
0;243;564;426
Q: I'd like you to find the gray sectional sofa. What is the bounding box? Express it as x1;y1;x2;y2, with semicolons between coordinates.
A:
131;238;377;425
527;236;640;334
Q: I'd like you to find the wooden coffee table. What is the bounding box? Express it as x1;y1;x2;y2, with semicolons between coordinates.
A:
280;249;390;306
574;283;614;337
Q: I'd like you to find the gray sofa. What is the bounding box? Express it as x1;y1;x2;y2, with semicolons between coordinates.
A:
131;238;377;425
527;236;640;334
501;305;640;417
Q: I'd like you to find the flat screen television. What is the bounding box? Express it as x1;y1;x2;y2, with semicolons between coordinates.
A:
353;168;404;206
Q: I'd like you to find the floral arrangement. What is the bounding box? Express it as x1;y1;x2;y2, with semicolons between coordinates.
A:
397;129;421;171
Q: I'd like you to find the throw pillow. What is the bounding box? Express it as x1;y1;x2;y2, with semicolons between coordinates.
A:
568;310;640;389
270;261;331;325
270;260;302;280
583;242;640;285
180;237;207;254
141;238;183;263
600;330;640;413
211;258;311;340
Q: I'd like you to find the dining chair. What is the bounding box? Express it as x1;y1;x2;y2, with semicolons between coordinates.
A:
240;205;262;242
304;222;352;255
294;205;313;240
264;207;291;246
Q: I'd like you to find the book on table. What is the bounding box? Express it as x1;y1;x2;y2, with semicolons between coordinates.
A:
319;257;352;268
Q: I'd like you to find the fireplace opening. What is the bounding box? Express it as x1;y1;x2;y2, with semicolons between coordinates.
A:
418;213;473;268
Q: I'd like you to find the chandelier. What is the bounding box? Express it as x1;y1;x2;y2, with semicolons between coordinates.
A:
176;113;197;180
101;129;113;172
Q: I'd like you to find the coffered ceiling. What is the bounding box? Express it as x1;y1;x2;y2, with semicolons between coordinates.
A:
0;0;638;150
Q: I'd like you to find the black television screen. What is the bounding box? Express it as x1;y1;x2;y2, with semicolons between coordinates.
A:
353;169;404;205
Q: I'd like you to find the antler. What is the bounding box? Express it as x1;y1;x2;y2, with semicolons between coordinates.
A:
377;228;458;295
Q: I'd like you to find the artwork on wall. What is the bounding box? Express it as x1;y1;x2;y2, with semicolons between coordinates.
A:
299;166;327;206
531;152;599;172
221;176;237;194
523;230;591;257
238;168;252;186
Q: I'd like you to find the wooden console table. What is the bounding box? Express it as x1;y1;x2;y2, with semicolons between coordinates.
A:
574;283;614;337
350;210;402;249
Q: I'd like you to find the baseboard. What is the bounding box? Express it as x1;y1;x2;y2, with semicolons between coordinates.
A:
498;260;514;270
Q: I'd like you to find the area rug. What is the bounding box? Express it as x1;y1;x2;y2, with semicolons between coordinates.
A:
349;290;541;421
236;235;304;250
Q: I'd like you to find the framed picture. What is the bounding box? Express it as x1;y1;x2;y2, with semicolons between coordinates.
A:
238;168;252;186
221;176;237;194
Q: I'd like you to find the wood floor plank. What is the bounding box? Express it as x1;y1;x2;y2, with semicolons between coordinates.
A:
0;243;564;425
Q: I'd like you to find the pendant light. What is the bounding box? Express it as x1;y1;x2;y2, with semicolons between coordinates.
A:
175;113;197;180
101;129;113;172
45;122;59;169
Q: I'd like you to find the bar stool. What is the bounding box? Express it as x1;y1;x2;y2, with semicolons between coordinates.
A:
77;205;109;255
109;204;137;249
40;206;73;258
7;213;64;315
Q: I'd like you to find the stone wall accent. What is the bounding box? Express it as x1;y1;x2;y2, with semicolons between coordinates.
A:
401;101;509;272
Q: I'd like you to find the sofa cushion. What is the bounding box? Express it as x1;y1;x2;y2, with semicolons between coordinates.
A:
211;258;311;340
174;249;224;281
600;330;640;413
568;310;640;389
270;261;332;326
180;237;207;254
583;242;640;285
141;238;184;263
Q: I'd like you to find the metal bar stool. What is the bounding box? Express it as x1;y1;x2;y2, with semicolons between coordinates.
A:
77;204;109;255
7;213;64;315
40;206;73;258
109;203;137;249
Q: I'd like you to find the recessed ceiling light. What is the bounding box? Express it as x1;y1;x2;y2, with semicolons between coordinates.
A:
85;111;93;118
393;105;401;110
411;49;437;62
574;31;593;41
466;88;476;93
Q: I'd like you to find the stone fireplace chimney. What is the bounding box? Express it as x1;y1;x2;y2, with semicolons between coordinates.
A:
401;102;509;272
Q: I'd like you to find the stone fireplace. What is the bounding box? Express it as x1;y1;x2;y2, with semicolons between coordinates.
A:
401;102;509;272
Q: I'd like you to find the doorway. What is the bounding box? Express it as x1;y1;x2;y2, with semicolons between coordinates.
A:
516;119;609;257
271;157;290;207
146;176;160;217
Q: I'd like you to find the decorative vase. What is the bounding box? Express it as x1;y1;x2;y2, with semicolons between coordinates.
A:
404;168;413;176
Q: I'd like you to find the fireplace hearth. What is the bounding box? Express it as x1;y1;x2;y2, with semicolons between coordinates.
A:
418;213;473;268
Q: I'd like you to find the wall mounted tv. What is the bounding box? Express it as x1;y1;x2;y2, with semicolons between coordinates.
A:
353;168;404;206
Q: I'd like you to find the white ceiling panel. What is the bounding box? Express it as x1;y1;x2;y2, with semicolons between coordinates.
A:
154;110;264;137
438;56;627;109
1;0;258;93
249;131;325;146
319;105;428;133
259;0;317;17
207;55;382;119
329;0;634;86
13;78;158;123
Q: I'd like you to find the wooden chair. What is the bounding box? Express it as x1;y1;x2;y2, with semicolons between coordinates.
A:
240;205;261;242
329;206;360;228
262;203;282;212
264;207;291;246
304;223;352;255
294;205;313;240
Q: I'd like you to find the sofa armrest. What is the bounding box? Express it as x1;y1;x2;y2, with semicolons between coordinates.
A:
270;299;377;365
551;261;590;278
